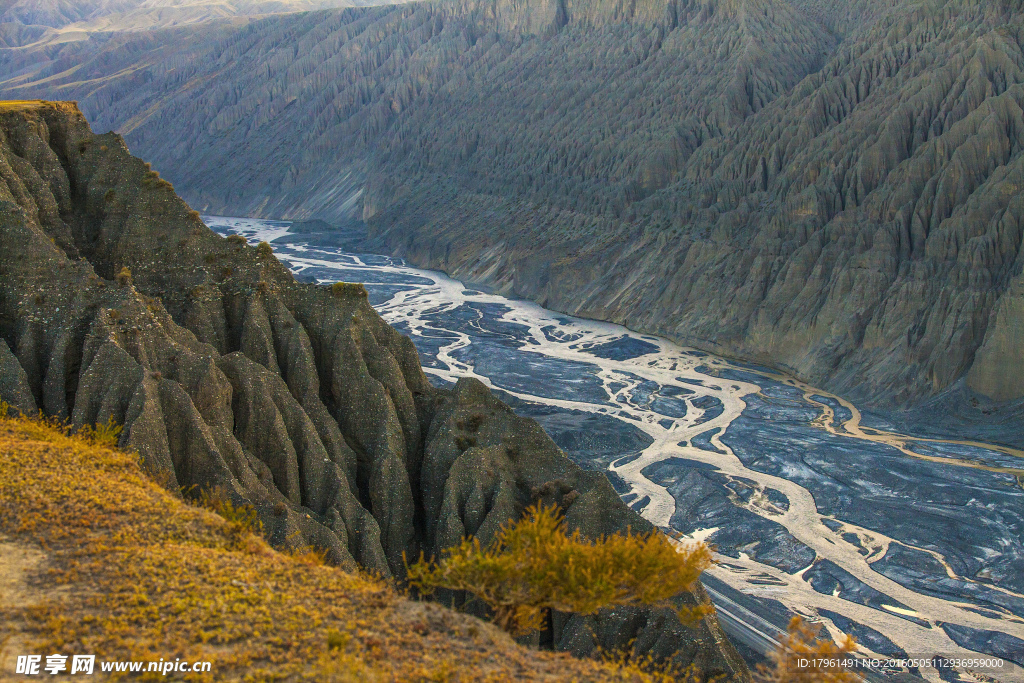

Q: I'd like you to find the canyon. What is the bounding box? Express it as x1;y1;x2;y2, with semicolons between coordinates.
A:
0;101;746;677
1;0;1022;414
206;214;1024;679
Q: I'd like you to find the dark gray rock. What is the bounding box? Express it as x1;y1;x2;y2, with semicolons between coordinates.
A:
0;337;37;414
0;102;748;680
5;0;1022;413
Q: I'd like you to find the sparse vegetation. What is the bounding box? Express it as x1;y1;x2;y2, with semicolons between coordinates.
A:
755;616;858;683
0;403;686;682
457;413;486;433
115;266;132;285
191;484;263;539
0;100;68;113
76;414;123;449
406;502;714;636
331;281;368;298
256;241;274;259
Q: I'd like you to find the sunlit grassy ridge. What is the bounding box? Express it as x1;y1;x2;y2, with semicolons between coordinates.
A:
0;408;686;682
0;100;73;112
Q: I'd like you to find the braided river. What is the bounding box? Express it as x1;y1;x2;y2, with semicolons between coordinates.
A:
206;216;1024;681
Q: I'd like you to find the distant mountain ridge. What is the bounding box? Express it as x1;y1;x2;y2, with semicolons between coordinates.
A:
3;0;1022;412
0;0;400;47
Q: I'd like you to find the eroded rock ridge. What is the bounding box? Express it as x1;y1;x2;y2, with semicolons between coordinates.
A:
0;102;746;679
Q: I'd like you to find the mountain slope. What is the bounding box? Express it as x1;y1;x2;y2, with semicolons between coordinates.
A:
0;408;682;682
365;0;1024;409
0;0;840;221
0;100;747;677
2;0;1022;411
0;0;402;46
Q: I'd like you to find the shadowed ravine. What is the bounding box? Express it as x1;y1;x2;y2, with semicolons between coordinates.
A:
207;216;1024;680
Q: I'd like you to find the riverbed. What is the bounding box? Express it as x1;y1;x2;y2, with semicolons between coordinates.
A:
205;216;1024;681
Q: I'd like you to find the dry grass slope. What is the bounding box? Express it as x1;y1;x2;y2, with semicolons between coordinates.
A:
0;100;77;113
0;408;686;682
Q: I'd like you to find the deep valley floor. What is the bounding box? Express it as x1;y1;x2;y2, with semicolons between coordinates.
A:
205;216;1024;681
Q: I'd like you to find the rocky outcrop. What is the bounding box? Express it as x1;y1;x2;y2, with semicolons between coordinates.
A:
0;101;747;679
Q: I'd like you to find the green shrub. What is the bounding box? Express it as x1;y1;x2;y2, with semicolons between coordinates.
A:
256;241;274;259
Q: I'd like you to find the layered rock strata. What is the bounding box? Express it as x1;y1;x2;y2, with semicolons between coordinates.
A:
0;101;746;679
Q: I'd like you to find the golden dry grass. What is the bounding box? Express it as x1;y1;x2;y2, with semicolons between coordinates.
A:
408;503;713;636
754;617;857;683
0;100;78;113
0;410;683;682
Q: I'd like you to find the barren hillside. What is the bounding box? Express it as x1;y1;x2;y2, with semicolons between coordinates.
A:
3;0;1022;413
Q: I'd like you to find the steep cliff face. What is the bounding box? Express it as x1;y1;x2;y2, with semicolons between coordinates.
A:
363;0;1024;409
3;0;1020;410
0;0;837;224
0;101;747;678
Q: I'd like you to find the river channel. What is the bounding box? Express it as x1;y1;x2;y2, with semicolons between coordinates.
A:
205;216;1024;681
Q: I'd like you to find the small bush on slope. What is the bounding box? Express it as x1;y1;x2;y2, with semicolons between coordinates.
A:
0;406;683;682
406;503;715;636
755;617;858;683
